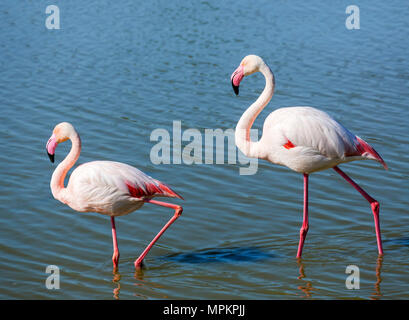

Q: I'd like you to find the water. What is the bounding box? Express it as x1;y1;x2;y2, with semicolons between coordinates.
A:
0;0;408;299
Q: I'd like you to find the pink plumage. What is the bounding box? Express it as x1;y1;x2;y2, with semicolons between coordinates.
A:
46;122;183;270
355;136;388;170
231;55;387;258
126;178;183;200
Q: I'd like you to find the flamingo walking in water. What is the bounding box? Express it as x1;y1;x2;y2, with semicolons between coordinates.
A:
230;55;387;258
46;122;183;270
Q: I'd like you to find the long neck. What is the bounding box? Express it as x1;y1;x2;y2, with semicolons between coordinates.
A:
235;63;275;158
50;132;81;202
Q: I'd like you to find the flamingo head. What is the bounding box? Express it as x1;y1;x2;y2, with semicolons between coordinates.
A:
231;55;265;95
46;122;75;163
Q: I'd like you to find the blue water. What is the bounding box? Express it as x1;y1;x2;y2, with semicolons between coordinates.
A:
0;0;408;299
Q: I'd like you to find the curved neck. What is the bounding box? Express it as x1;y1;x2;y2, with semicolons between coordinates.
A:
235;63;275;158
50;132;81;202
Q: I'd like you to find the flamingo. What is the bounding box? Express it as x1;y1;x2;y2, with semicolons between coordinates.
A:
230;55;387;258
45;122;183;270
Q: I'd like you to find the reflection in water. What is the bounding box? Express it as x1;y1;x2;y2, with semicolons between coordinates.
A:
132;271;169;299
296;259;318;298
295;255;384;299
110;267;150;299
134;268;145;281
164;247;275;264
370;255;383;300
112;270;121;300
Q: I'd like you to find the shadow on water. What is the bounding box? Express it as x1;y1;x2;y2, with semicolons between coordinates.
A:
107;248;275;299
384;237;409;247
163;246;276;264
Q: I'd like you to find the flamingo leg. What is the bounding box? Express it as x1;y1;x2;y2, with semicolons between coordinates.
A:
134;199;183;268
111;216;120;270
296;173;309;258
333;166;383;255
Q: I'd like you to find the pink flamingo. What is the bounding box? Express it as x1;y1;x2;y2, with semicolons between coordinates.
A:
46;122;183;270
231;55;387;258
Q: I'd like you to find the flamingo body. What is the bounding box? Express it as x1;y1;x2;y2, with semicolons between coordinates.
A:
46;122;183;269
231;55;387;258
259;106;387;174
63;160;181;216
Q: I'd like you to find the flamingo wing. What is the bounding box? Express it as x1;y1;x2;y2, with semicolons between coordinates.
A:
65;161;182;215
262;107;387;172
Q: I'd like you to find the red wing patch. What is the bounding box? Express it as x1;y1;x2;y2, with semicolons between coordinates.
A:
126;182;147;198
125;180;184;200
157;181;184;200
283;139;296;149
354;136;388;170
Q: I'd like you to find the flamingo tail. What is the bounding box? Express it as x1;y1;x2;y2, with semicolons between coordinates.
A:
356;136;388;170
126;180;184;200
154;180;184;200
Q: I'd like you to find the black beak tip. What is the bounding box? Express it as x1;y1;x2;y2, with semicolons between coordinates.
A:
47;152;55;163
232;82;239;96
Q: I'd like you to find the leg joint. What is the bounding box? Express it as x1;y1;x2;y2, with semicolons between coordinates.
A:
371;200;379;214
300;225;309;236
175;205;183;217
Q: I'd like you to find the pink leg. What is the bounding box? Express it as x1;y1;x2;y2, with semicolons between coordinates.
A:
134;199;183;268
111;216;120;270
297;174;309;258
333;166;383;255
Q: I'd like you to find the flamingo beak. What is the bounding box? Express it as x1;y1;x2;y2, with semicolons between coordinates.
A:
231;65;244;96
46;134;57;163
232;80;239;96
47;151;55;163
